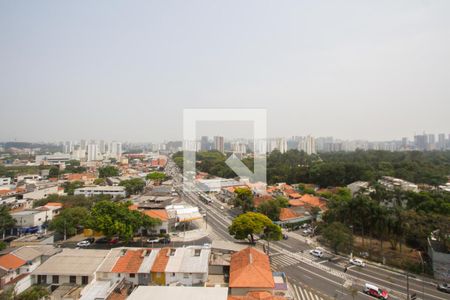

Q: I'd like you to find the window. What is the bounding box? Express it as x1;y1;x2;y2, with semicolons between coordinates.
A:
172;273;175;277
194;249;201;256
70;276;76;284
169;249;176;256
183;273;189;279
52;275;59;284
82;276;88;285
38;275;47;284
130;273;135;278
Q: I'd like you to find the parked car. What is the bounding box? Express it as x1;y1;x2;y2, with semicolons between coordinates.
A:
349;258;366;267
158;237;171;244
309;249;323;258
76;240;91;247
109;237;119;244
363;283;389;299
95;237;109;244
85;237;95;243
147;237;160;243
303;228;312;235
437;282;450;293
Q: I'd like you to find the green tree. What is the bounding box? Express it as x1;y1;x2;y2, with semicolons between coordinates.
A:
93;178;106;185
119;178;146;196
322;222;353;254
63;181;84;196
228;212;281;244
233;187;254;213
0;205;16;239
87;201;160;242
0;241;7;251
146;172;167;183
98;166;120;178
48;166;59;178
17;285;49;300
256;196;288;221
49;207;89;239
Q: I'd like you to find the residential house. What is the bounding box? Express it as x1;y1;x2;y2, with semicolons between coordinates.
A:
164;246;210;286
143;210;169;234
31;249;109;286
229;247;275;296
128;286;228;300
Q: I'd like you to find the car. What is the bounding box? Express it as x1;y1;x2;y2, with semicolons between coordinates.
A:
109;237;119;244
85;237;95;243
303;228;312;235
76;240;91;247
363;283;389;299
309;249;323;258
220;206;224;210
95;237;109;244
147;237;160;243
437;282;450;293
158;237;171;244
350;258;366;267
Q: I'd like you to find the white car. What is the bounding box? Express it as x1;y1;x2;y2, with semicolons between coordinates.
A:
76;240;90;247
350;258;366;267
303;228;312;235
309;249;323;258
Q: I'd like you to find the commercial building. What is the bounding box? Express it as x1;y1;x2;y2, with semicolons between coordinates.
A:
35;153;71;165
74;186;126;197
87;143;100;162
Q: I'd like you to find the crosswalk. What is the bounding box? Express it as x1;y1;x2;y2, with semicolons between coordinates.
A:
291;283;329;300
270;253;301;268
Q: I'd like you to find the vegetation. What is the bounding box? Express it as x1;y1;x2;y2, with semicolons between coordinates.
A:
119;178;146;196
33;194;112;209
321;222;353;254
0;205;16;238
49;207;89;238
146;171;167;183
228;212;282;244
98;166;120;178
256;196;289;221
16;285;49;300
62;181;84;195
86;201;160;242
173;149;450;187
233;188;254;213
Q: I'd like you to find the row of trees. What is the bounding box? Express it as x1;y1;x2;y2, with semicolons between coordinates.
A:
321;185;450;254
173;149;450;187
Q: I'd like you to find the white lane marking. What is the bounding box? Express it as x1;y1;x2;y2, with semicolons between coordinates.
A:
298;285;307;300
293;284;301;300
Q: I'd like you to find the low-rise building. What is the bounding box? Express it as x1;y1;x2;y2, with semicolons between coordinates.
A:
74;186;126;197
378;176;419;193
31;249;109;286
128;286;228;300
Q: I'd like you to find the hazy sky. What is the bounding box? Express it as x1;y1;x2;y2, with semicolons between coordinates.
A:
1;1;449;143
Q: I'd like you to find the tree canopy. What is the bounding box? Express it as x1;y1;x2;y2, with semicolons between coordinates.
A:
228;212;282;243
49;207;89;238
120;178;146;196
146;172;167;182
98;166;120;178
233;187;254;213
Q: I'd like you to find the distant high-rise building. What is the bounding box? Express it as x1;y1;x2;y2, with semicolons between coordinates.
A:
109;142;122;159
99;140;106;154
427;134;436;150
87;144;99;161
298;135;316;155
414;134;428;151
213;136;224;153
232;142;247;154
200;136;209;151
80;139;87;151
63;141;73;154
438;133;446;150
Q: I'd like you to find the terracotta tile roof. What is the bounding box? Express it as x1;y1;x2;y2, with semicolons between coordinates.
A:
288;199;305;207
253;195;272;208
0;253;26;270
143;210;169;221
111;249;145;273
287;192;302;199
300;194;327;210
65;173;96;181
229;247;274;289
128;204;139;211
279;208;301;221
0;190;11;196
151;248;170;273
228;292;286;300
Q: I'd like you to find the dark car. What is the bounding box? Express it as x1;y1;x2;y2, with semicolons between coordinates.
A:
158;237;171;244
85;237;95;243
95;237;109;244
437;282;450;293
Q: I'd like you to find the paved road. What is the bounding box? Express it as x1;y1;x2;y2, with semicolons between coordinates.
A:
166;160;449;300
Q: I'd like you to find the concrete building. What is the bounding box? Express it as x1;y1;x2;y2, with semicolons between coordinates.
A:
35;153;71;165
298;135;316;155
74;186;126;197
31;249;109;286
11;210;51;229
128;286;229;300
428;231;450;281
0;177;11;187
87;143;100;162
213;136;224;153
109;141;122;159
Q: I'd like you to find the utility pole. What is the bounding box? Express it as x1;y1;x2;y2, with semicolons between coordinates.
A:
406;273;410;300
64;219;67;241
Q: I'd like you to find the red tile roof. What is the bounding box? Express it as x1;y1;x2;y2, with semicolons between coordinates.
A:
128;204;139;211
300;194;327;210
279;208;302;221
229;247;274;289
0;254;26;270
143;210;169;221
151;248;170;273
253;195;272;208
111;249;145;273
288;199;305;207
45;202;63;207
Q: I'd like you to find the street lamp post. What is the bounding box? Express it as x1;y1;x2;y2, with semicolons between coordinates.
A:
349;225;354;259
